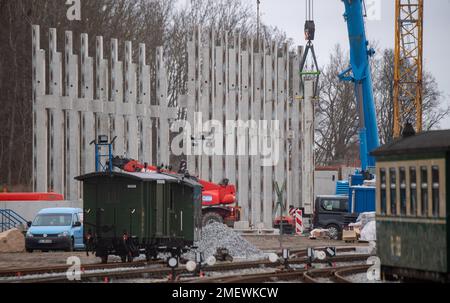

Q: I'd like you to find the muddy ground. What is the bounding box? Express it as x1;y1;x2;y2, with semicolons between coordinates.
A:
0;235;369;270
242;235;368;252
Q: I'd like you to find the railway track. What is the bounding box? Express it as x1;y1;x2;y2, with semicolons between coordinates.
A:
0;247;372;283
286;246;358;258
334;265;372;283
196;269;306;283
0;260;163;279
186;254;371;284
187;265;371;284
2;260;280;283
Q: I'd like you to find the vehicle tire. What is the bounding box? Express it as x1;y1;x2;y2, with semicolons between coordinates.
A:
202;212;224;226
66;238;74;252
326;224;341;240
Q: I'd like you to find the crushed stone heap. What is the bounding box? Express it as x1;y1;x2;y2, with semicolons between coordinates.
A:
184;223;264;261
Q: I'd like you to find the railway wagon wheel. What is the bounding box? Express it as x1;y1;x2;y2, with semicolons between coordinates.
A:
145;247;158;261
100;255;108;264
65;238;74;252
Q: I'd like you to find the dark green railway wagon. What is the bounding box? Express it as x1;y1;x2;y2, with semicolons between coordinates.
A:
371;130;450;282
75;171;202;263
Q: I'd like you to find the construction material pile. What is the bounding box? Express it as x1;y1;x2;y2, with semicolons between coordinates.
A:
184;223;264;261
0;228;25;253
350;212;377;242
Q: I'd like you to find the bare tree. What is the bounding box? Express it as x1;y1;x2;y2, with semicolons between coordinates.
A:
315;44;449;165
315;44;359;166
372;48;449;144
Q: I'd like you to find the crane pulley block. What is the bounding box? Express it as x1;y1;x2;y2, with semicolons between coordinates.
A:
304;20;316;41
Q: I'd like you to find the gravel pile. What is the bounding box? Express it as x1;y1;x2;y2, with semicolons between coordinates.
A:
184;223;264;261
346;272;384;283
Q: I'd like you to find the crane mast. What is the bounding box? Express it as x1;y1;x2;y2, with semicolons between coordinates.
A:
393;0;424;137
339;0;380;171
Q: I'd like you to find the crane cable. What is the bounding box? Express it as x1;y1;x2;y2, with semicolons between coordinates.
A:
300;0;320;97
305;0;314;21
304;0;316;42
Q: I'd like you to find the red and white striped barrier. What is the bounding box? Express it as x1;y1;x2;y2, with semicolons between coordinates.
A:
289;208;296;217
295;209;304;236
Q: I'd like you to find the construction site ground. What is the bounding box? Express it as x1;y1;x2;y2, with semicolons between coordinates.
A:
242;235;369;252
0;235;369;270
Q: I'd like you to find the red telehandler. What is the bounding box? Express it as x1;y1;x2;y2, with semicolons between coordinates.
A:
111;157;241;227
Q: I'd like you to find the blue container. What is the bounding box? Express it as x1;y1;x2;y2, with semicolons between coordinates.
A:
336;181;350;196
348;186;376;214
350;173;365;186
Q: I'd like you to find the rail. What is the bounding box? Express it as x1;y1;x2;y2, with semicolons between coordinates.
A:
0;209;28;233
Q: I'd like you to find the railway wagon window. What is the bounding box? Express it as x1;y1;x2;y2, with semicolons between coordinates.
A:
389;168;397;216
432;166;440;217
380;169;387;215
410;167;417;216
399;167;407;216
421;166;429;217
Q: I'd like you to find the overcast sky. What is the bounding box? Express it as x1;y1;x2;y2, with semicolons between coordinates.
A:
258;0;450;129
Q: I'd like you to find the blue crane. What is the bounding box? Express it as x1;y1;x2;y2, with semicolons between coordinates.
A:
339;0;380;171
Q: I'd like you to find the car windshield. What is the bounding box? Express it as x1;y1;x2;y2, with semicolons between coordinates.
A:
33;214;72;227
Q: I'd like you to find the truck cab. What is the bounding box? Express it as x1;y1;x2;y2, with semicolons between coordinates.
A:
312;195;358;240
25;208;84;252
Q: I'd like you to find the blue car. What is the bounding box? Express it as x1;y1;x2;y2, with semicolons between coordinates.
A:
25;208;84;252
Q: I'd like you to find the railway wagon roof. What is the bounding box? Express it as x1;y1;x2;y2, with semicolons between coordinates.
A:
371;130;450;157
75;171;202;188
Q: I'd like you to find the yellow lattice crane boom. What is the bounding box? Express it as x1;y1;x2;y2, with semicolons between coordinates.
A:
393;0;424;138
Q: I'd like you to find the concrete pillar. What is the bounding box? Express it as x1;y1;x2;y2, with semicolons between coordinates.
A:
250;41;262;226
65;31;80;200
290;46;303;208
48;28;64;194
273;45;288;227
111;39;125;157
156;47;170;166
199;35;212;180
238;41;251;222
138;43;152;164
32;25;47;193
212;34;225;184
95;36;109;138
80;33;95;176
302;80;315;214
261;42;274;227
225;33;237;186
186;33;197;173
125;41;138;160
